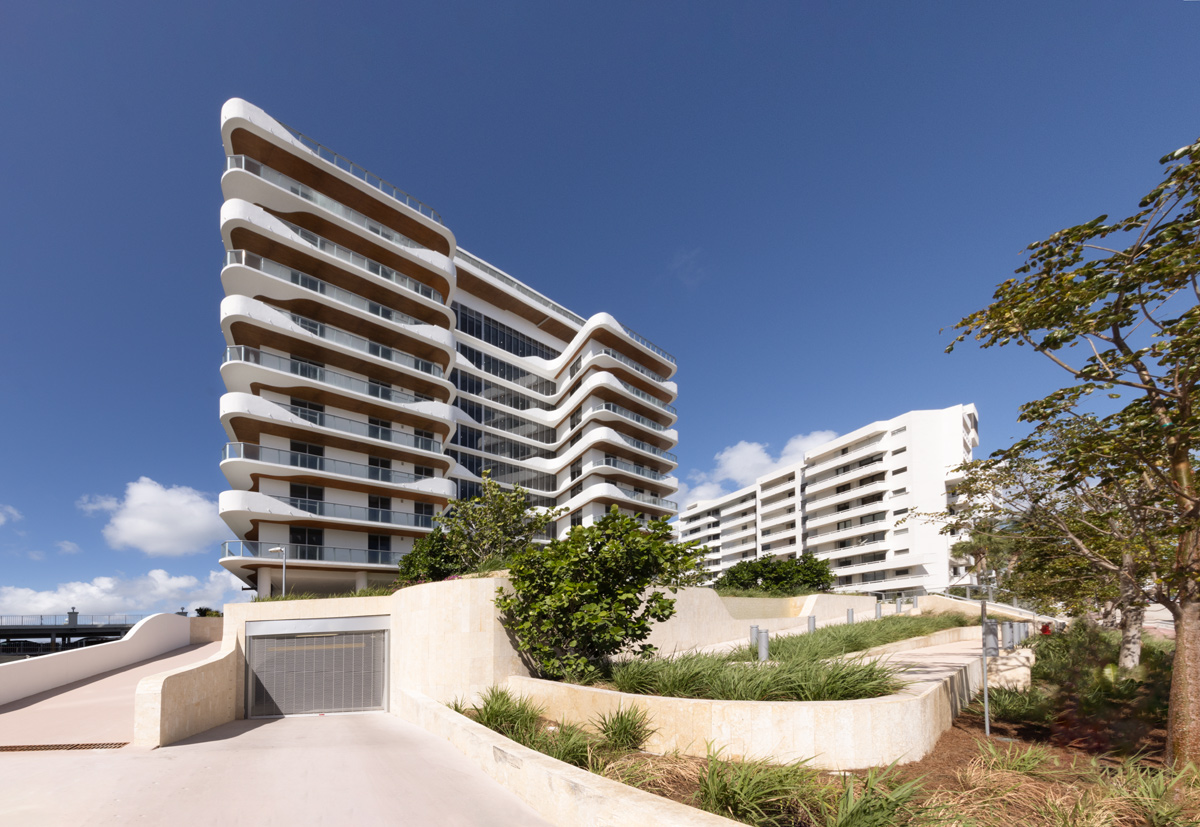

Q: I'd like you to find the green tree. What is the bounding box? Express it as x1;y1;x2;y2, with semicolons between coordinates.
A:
712;555;834;595
947;136;1200;763
396;525;463;583
437;473;563;573
494;506;702;680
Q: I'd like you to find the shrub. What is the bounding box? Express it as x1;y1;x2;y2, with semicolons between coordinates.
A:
472;686;543;745
982;686;1055;725
395;525;465;584
695;748;823;827
594;705;656;751
495;506;701;680
712;555;834;596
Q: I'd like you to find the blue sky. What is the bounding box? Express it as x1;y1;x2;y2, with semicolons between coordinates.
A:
1;1;1197;613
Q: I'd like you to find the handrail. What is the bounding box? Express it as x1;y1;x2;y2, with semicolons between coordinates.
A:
619;324;676;366
273;496;435;528
597;402;666;432
274;402;442;452
226;251;425;328
0;614;149;626
221;540;405;567
222;346;435;406
223;443;428;485
617;434;677;463
615;486;677;510
282;310;443;378
601;456;668;482
227;156;427;254
599;348;668;384
277;121;445;224
617;380;676;415
455;249;585;327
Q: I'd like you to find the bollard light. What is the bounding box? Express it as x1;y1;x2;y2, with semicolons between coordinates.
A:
807;615;816;634
847;608;855;625
750;625;759;649
757;628;769;662
875;602;882;619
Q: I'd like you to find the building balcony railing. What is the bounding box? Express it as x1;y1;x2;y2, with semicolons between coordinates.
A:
277;121;445;225
222;443;433;486
805;436;885;473
617;380;676;415
832;457;885;477
601;456;668;482
226;251;424;328
223;346;435;406
617;434;677;463
599;348;668;384
221;540;404;567
615;487;677;510
456;249;585;327
619;323;676;366
227;155;428;254
273;219;443;302
276;402;442;453
598;402;666;432
282;310;443;378
272;496;434;528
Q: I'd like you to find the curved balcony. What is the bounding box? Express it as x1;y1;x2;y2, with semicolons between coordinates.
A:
616;434;677;463
222;294;446;384
805;458;887;498
221;347;451;424
220;443;456;498
619;323;676;367
221;392;444;456
279;495;433;528
221;540;405;568
227;155;433;258
600;456;669;483
617;380;676;416
598;348;669;385
594;402;666;433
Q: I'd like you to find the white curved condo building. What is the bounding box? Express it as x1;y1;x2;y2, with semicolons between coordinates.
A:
216;99;679;597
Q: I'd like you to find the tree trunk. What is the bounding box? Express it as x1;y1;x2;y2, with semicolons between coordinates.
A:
1167;595;1200;765
1118;602;1144;670
1117;559;1143;670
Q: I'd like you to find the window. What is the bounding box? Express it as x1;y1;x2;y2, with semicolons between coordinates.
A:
290;527;323;558
290;356;324;380
414;428;435;441
414;502;434;527
895;548;910;555
841;447;849;455
893;508;909;516
895;527;909;535
290;484;323;512
368;417;391;441
895;569;909;576
837;519;852;531
570;483;583;498
570;511;583;528
892;488;907;496
452;303;561;360
368;534;391;551
291;397;325;425
836;484;851;494
570;460;582;482
891;426;906;435
369;378;392;400
892;446;907;455
413;465;434;479
860;493;884;505
893;467;907;475
368;495;392;522
836;503;850;513
290;441;324;469
368;456;392;482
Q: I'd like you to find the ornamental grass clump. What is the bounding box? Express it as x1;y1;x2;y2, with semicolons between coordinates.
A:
594;705;656;752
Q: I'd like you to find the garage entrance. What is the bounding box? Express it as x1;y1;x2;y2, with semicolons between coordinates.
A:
246;618;388;718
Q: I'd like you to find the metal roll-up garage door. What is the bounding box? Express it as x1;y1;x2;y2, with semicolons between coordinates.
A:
248;631;386;717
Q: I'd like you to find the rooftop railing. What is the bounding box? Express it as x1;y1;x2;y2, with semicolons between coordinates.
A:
223;346;434;406
223;443;430;486
221;540;405;567
277;121;445;224
273;496;435;528
227;155;427;253
276;402;442;453
226;251;424;328
620;324;676;366
455;249;585;327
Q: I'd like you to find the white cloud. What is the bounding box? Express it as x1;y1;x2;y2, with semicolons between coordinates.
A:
0;504;22;526
681;429;839;507
77;477;229;556
0;569;250;615
27;550;45;562
56;541;82;555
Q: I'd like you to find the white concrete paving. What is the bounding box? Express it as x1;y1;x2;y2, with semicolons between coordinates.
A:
0;713;551;827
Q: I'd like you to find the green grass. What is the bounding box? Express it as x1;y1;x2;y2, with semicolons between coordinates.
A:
981;686;1056;725
749;613;976;665
594;705;656;751
695;747;826;827
714;587;821;599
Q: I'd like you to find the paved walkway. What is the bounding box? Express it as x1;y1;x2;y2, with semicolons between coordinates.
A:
0;642;221;745
0;714;551;827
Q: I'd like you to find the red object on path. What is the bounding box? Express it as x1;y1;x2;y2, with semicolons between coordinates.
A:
1040;623;1052;636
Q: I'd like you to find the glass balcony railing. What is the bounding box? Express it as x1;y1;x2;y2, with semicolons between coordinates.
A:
273;496;435;528
599;348;668;384
274;219;443;302
277;121;445;225
284;311;443;378
276;402;442;453
226;251;424;328
601;456;668;482
221;540;405;567
598;402;666;432
227;155;428;254
455;249;585;327
619;323;676;366
223;346;435;406
223;443;433;486
617;434;677;463
617;380;676;415
616;486;677;510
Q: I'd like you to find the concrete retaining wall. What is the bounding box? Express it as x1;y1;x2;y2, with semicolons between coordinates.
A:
509;626;987;769
396;689;739;827
0;613;192;706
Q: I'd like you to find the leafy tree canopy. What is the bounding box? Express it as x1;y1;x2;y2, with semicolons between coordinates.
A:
712;555;834;596
494;506;702;681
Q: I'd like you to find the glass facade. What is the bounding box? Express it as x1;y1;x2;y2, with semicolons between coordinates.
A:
452;303;561;360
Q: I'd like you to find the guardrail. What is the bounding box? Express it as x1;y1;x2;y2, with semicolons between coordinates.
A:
0;614;149;626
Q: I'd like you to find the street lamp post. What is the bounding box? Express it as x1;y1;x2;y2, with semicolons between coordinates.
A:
269;546;286;596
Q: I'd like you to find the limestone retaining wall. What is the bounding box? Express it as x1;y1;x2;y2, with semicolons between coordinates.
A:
134;639;240;747
189;617;224;644
509;626;987;769
396;689;739;827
